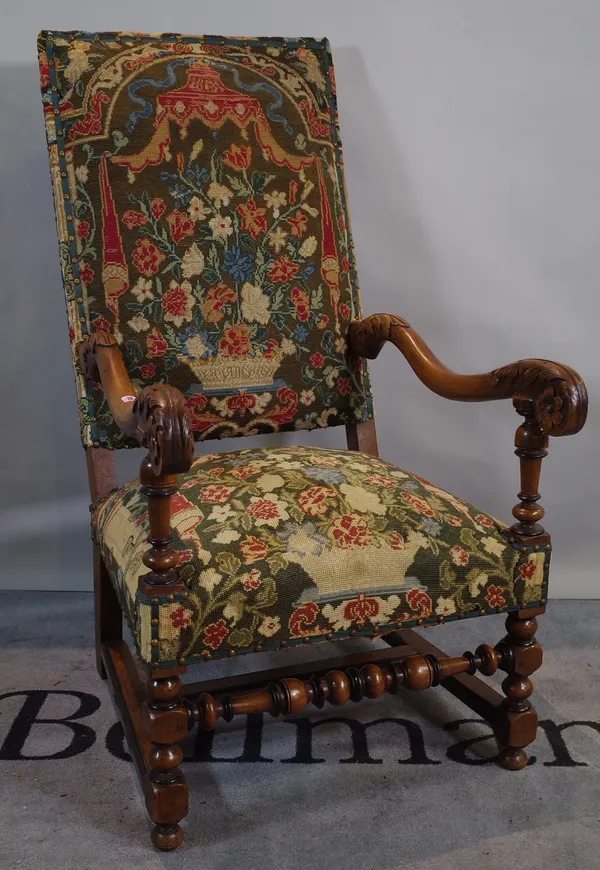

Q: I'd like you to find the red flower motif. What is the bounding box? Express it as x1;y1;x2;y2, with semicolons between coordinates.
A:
343;593;379;627
474;514;494;527
264;338;279;359
132;238;165;276
286;209;308;238
241;569;261;591
298;485;336;516
289;179;299;205
203;619;228;650
331;513;372;548
139;363;156;379
122;210;149;229
80;263;95;284
231;464;261;480
450;546;469;566
145;328;168;358
236;198;267;239
246;498;281;522
318;315;328;329
208;466;225;476
223;143;252;170
364;473;396;488
150;198;166;220
341;256;349;273
407;588;432;617
339;303;351;320
291;286;310;321
186;393;208;429
92;316;110;332
309;351;324;368
289;601;319;636
239;535;268;563
167;210;195;243
268;255;300;283
400;492;435;517
485;585;506;608
227;393;257;414
219;324;251;358
201;283;237;323
446;516;463;526
163;282;191;322
199;484;234;503
171;606;193;629
337;377;351;396
520;561;537;580
77;219;90;239
39;62;50;88
390;532;406;550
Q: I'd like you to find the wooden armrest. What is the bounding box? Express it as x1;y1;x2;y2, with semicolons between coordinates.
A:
349;314;588;437
78;331;194;475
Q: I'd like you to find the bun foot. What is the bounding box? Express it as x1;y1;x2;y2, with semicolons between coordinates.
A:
151;823;184;851
497;747;528;770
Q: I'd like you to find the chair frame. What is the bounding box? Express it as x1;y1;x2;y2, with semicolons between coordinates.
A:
80;314;587;851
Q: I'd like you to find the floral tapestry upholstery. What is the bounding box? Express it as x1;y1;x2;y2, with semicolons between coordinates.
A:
91;446;550;668
38;31;373;448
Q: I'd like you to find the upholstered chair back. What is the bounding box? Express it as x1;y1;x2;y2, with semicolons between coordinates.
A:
38;31;374;448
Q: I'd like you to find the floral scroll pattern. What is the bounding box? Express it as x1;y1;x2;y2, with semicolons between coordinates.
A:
92;446;549;666
38;32;373;448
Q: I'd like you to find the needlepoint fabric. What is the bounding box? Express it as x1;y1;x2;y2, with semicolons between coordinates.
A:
91;446;549;667
38;31;373;448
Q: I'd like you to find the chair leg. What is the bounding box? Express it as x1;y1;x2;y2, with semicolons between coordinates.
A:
142;674;189;850
93;544;122;679
494;611;543;770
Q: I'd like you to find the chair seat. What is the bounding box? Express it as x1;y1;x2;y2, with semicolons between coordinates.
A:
92;446;549;667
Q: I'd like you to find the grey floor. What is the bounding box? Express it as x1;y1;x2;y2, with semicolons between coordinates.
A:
1;592;599;870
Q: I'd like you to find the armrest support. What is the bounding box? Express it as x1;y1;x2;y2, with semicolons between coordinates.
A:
78;331;194;476
349;314;588;437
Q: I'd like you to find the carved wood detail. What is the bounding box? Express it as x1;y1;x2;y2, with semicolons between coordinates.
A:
134;385;194;476
348;314;588;437
77;331;194;476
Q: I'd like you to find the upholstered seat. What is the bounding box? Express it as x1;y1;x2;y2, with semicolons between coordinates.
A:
93;445;548;667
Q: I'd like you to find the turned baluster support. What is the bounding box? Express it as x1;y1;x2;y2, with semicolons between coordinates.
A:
495;612;542;770
138;455;189;850
192;645;508;730
511;397;549;537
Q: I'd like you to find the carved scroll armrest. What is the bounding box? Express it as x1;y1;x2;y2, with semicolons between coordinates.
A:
349;314;588;437
77;331;194;475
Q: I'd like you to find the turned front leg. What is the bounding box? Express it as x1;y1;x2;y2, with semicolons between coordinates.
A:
138;454;189;849
142;675;189;850
495;612;543;770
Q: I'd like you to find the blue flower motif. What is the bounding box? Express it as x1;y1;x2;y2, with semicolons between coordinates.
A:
294;323;309;342
224;245;253;283
276;521;328;557
420;517;442;537
304;467;346;484
402;481;420;491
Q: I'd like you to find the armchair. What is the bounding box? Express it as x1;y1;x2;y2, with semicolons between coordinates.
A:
38;30;587;851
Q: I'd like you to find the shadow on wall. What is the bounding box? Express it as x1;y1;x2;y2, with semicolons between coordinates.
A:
333;46;511;499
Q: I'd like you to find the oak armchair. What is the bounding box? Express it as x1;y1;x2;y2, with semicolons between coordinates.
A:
39;30;587;851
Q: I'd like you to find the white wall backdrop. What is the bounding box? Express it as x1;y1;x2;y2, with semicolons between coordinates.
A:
1;1;598;596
